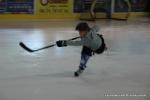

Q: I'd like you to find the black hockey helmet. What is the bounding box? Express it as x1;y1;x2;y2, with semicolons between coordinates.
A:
75;22;90;31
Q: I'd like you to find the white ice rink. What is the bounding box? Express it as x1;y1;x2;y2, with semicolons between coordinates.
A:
0;18;150;100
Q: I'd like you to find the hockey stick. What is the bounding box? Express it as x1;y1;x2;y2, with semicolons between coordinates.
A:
19;36;80;53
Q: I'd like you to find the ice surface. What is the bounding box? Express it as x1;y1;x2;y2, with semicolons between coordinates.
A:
0;19;150;100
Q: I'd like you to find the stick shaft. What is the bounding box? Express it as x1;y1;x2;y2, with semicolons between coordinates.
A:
20;36;80;52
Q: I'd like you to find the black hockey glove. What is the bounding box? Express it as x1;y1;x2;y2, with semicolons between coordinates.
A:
56;40;67;47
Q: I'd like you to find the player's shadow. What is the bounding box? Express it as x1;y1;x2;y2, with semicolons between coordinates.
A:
35;70;95;78
35;71;75;78
6;70;96;81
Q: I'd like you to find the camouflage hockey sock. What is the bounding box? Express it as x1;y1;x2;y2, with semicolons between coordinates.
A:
79;54;91;70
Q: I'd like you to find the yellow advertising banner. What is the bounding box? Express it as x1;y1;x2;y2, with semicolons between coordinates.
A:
36;0;75;19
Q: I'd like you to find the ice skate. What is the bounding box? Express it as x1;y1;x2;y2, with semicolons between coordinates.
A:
74;67;84;77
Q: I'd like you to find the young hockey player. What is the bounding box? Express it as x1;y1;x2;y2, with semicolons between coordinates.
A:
56;22;106;77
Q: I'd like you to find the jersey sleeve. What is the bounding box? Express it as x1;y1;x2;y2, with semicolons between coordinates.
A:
66;40;82;46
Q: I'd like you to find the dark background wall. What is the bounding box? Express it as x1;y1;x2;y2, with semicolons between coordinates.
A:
74;0;149;13
114;0;149;12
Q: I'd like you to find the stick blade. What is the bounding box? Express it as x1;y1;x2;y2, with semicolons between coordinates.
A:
19;42;34;52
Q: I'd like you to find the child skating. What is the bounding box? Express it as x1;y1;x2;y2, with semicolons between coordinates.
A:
56;22;106;77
